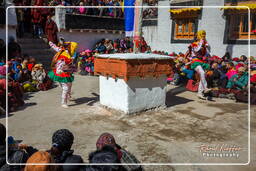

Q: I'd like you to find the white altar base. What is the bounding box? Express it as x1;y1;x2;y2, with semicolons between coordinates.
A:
99;75;167;114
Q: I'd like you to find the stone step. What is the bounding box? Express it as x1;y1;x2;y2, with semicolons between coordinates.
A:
20;43;50;50
22;49;54;56
17;36;55;71
17;38;46;44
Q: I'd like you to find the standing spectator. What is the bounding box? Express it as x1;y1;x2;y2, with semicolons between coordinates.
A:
45;15;58;44
8;36;21;59
31;8;43;38
0;39;5;61
78;1;86;14
16;8;25;38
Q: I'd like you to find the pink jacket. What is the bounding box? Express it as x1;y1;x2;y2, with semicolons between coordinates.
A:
226;69;237;80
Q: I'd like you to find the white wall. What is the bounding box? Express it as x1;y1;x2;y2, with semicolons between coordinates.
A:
100;75;167;114
0;1;17;42
0;28;16;42
144;0;256;57
142;26;158;49
58;31;125;52
201;0;255;57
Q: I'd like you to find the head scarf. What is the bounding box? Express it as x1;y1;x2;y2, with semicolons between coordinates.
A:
96;133;117;150
96;133;123;160
238;67;246;73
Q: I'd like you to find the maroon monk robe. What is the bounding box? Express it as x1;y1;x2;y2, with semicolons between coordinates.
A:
45;19;58;44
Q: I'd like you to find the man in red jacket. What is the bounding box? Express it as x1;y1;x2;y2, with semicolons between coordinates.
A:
31;8;43;38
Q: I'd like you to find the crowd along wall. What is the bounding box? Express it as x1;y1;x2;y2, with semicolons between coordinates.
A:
58;30;124;52
54;8;125;51
143;0;256;57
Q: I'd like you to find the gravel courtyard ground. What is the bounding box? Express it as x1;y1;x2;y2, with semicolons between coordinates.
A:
1;75;255;171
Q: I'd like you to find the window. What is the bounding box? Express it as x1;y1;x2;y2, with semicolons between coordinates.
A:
228;13;256;40
174;19;196;40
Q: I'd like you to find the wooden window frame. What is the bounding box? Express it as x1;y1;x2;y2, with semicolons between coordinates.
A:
228;12;256;40
174;19;196;40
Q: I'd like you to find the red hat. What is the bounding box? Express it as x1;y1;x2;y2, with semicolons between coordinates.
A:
233;57;239;61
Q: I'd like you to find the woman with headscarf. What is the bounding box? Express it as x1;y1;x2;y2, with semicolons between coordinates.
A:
187;30;211;100
95;133;143;171
226;67;248;90
48;40;78;108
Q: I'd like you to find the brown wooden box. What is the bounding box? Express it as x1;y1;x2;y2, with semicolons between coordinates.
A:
94;57;175;81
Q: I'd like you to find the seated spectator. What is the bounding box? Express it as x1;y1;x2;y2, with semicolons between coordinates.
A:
113;39;120;53
87;145;126;171
207;62;227;88
239;55;247;64
222;52;231;62
27;57;36;72
0;123;37;170
11;62;23;82
140;37;148;53
31;64;46;84
24;151;59;171
0;64;25;111
226;67;248;90
48;129;84;170
95;132;143;171
104;39;114;54
95;39;106;53
226;62;237;80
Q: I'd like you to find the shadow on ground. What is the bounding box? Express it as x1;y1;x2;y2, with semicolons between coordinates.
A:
69;93;99;106
166;86;193;107
18;102;37;111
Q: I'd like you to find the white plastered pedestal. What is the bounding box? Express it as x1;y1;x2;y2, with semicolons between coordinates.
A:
99;75;167;114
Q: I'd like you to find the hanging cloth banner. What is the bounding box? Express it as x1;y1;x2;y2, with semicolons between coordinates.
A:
124;0;135;37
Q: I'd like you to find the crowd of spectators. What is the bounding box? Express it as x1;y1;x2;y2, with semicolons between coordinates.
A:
0;123;143;171
0;38;53;114
77;37;150;75
14;0;124;18
142;0;158;19
167;51;256;104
